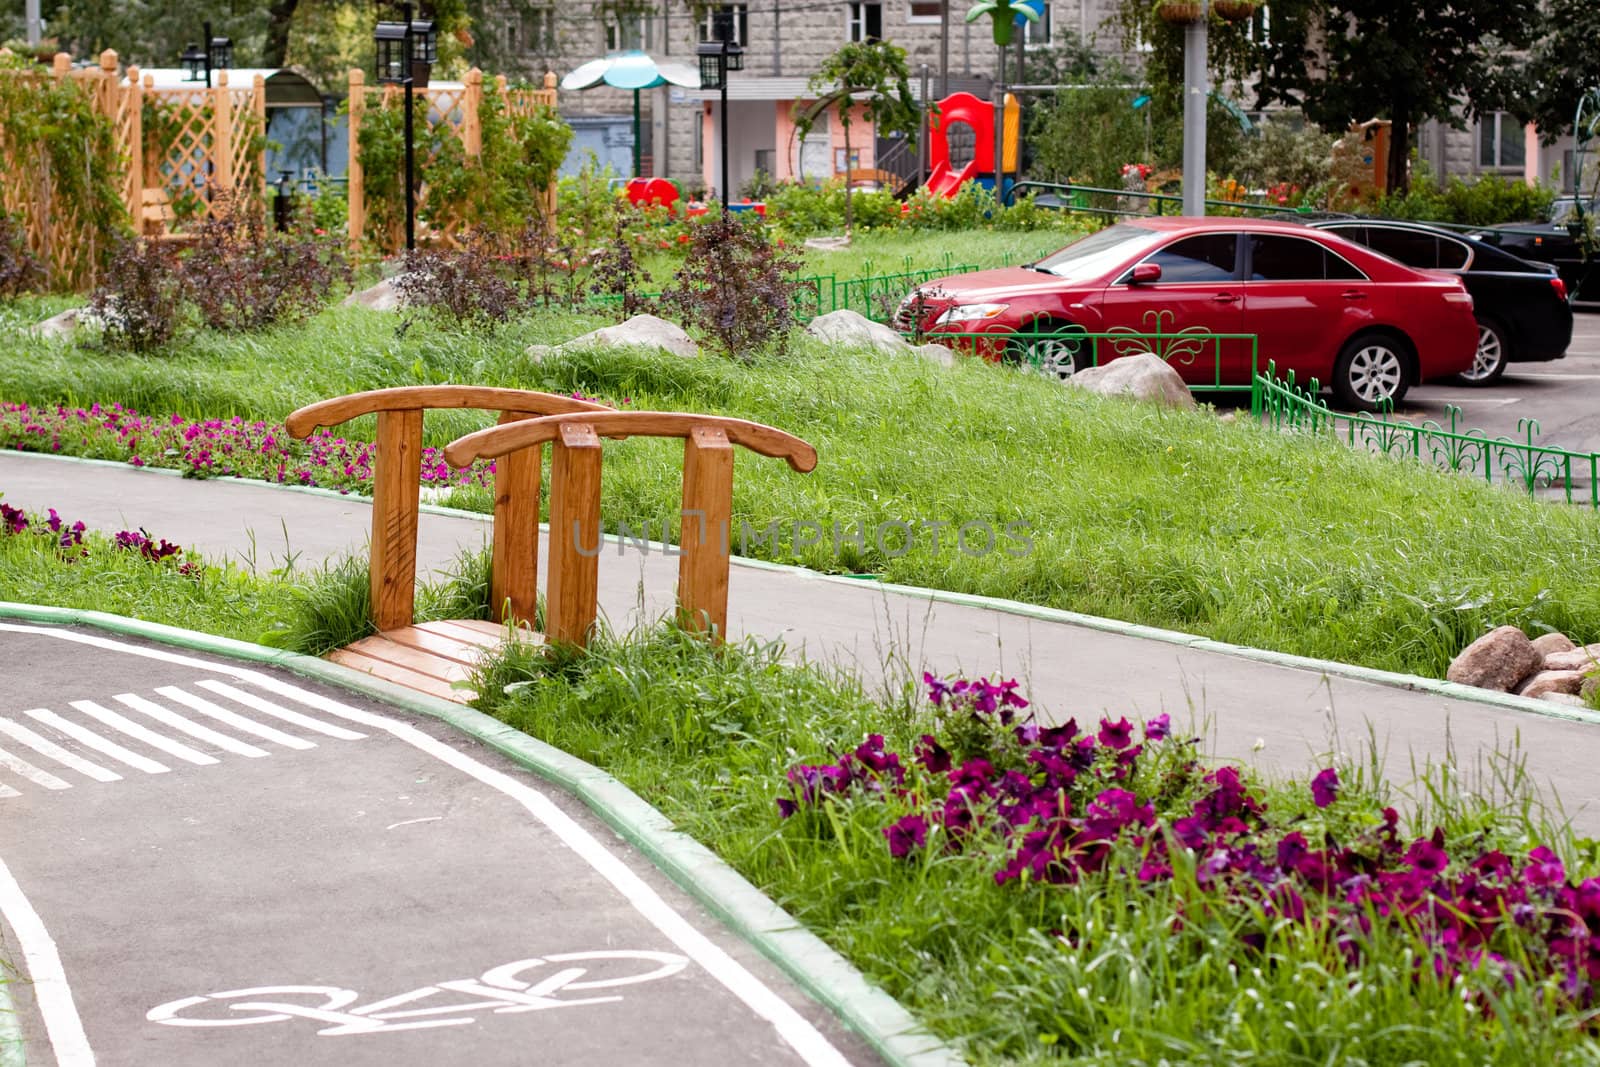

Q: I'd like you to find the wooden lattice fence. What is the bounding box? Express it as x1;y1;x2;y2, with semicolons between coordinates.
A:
0;48;266;289
347;69;559;255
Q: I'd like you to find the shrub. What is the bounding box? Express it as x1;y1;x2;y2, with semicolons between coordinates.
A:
1233;117;1338;193
766;181;844;236
659;213;803;362
1375;172;1556;227
0;211;42;297
589;218;655;318
394;234;521;331
184;194;349;332
556;153;625;244
91;237;186;352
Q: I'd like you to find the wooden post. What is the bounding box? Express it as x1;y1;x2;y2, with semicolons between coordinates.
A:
542;72;559;223
678;427;734;640
463;67;483;159
545;421;602;647
348;69;365;258
124;63;143;225
253;72;267;201
142;73;160;193
370;409;424;631
50;52;69;76
213;68;234;198
491;412;542;625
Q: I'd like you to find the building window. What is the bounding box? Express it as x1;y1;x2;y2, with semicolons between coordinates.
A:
605;13;652;51
1248;4;1270;45
523;6;556;53
848;2;883;42
700;4;749;46
908;0;943;23
1021;2;1050;47
1478;112;1526;171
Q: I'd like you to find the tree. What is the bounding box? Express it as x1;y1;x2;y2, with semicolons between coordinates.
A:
794;40;920;238
1522;0;1600;144
1248;0;1537;195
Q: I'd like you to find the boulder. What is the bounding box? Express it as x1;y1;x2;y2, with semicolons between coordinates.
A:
805;309;911;355
1542;693;1590;708
1542;644;1600;672
1514;670;1586;700
30;305;115;338
1067;352;1196;409
1532;632;1577;657
526;313;699;361
803;235;851;252
1446;626;1542;691
343;277;403;311
909;342;957;368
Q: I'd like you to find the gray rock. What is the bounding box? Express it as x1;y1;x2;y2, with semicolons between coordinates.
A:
803;235;851;251
805;309;911;355
1446;625;1542;691
1582;675;1599;702
343;277;403;311
909;342;957;368
30;305;112;338
1067;352;1196;409
1541;692;1590;708
1542;644;1600;672
526;314;699;361
1514;669;1586;699
1532;632;1578;657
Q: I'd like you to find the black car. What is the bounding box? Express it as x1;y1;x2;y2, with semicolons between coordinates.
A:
1311;219;1572;385
1475;197;1600;307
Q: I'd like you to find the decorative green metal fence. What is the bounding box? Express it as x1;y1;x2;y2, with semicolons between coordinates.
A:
1253;362;1600;510
915;326;1260;394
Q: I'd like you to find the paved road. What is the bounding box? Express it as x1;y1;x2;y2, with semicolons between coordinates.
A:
3;452;1599;838
0;622;876;1067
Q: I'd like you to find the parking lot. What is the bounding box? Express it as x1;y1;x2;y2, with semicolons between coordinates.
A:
1396;309;1600;454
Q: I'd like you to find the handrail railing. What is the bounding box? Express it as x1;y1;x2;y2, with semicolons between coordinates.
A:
1252;362;1600;510
284;386;610;630
1005;179;1306;217
446;410;817;646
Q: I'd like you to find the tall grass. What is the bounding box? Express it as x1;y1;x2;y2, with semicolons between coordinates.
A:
474;626;1600;1065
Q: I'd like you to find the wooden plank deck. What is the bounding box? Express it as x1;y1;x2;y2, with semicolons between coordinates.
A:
326;619;541;704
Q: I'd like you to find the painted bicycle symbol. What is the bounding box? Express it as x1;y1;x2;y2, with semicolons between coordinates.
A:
146;951;690;1037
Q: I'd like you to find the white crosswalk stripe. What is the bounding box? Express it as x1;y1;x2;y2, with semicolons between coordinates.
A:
19;708;170;775
112;693;270;759
193;681;368;740
67;701;218;766
2;680;366;798
0;746;71;790
0;718;121;782
153;686;317;751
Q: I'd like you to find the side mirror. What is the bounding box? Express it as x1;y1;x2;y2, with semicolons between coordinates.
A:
1129;262;1162;284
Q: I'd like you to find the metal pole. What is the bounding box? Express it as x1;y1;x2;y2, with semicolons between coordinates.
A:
203;19;212;89
632;88;642;177
719;47;730;215
1180;1;1208;217
403;3;415;251
938;1;949;97
919;63;930;187
25;0;40;45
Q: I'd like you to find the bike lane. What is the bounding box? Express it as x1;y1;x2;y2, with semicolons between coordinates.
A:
0;623;883;1067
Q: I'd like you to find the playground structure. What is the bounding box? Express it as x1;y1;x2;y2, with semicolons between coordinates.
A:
345;68;560;254
0;50;265;288
924;91;1021;200
284;386;816;703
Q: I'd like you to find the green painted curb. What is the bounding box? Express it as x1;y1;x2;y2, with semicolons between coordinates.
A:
0;601;964;1067
0;982;22;1067
6;450;1596;728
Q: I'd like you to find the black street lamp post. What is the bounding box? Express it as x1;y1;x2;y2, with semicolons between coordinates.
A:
181;21;232;89
375;5;437;252
696;16;743;216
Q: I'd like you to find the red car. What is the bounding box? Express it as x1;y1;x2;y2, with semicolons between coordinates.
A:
896;217;1478;411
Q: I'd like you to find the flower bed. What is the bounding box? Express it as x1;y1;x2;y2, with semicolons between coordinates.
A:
1;499;198;575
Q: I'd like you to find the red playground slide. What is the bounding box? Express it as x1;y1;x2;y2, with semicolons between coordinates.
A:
924;159;980;198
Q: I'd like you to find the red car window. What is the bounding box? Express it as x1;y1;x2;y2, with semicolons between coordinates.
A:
1249;235;1365;281
1143;234;1238;282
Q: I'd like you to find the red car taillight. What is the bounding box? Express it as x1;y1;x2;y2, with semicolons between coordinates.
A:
1551;276;1569;302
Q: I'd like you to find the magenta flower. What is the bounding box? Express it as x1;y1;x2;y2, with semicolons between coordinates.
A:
1311;767;1340;809
1143;713;1171;741
883;814;928;857
1097;717;1134;750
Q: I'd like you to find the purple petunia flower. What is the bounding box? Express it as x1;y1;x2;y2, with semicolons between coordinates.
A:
1311;767;1340;809
1143;713;1171;741
1097;717;1134;750
913;734;950;774
884;814;928;858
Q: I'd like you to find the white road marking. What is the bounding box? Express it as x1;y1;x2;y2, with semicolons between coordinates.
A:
112;693;270;759
20;707;169;775
193;680;366;741
0;784;19;798
0;623;852;1067
385;816;443;830
0;746;71;790
67;700;218;766
0;855;96;1065
0;718;121;782
1425;397;1522;406
155;686;317;750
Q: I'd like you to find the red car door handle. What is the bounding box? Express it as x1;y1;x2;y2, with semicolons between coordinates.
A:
1212;292;1238;303
1341;290;1367;300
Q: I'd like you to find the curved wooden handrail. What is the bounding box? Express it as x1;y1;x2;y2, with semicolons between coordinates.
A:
283;385;610;438
444;411;818;473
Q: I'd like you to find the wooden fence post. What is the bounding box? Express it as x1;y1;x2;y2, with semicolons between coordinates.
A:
463;67;483;159
543;72;559;223
371;409;424;631
253;72;267;200
545;422;603;646
491;412;542;626
212;68;234;199
123;63;143;227
142;74;159;192
678;427;734;640
348;68;365;257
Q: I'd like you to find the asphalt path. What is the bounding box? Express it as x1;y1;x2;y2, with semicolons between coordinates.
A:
0;622;877;1067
